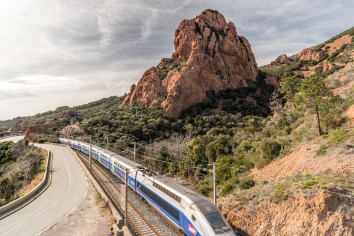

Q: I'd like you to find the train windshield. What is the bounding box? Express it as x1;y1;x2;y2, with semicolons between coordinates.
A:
205;212;231;234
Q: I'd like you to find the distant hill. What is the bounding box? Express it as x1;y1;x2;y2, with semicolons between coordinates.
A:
0;116;28;131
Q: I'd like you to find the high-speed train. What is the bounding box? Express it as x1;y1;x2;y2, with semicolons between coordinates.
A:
60;137;235;236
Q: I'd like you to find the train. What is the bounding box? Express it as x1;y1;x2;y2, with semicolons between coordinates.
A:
60;137;235;236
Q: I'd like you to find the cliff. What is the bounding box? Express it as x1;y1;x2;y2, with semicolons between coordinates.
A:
121;9;258;116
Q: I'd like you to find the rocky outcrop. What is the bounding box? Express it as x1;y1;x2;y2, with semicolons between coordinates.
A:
11;120;27;132
24;124;59;142
57;110;73;118
222;189;354;235
269;54;290;66
298;47;324;61
121;9;258;117
323;61;334;72
59;125;85;138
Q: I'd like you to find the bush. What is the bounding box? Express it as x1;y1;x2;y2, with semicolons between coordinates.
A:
261;179;269;185
262;129;271;137
262;141;281;160
273;182;291;202
238;179;255;189
284;126;292;135
198;184;212;196
220;183;234;196
256;159;270;169
315;145;326;156
301;180;318;189
38;139;46;143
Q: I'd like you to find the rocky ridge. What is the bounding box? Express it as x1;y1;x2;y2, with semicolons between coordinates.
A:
121;9;258;116
269;54;290;66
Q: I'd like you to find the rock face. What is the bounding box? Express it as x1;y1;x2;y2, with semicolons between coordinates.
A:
323;61;334;72
222;189;353;236
11;120;27;132
121;9;258;117
24;124;59;142
57;110;73;118
298;47;324;61
269;54;290;66
59;125;85;138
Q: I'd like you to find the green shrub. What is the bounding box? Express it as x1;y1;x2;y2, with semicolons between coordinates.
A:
198;184;213;196
284;126;292;135
238;179;255;189
220;183;234;196
262;129;271;137
38;139;46;143
303;173;311;177
261;179;269;185
315;145;326;156
301;180;318;189
256;159;270;169
262;141;281;160
273;182;291;202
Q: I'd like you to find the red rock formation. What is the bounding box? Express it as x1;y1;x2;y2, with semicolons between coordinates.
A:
57;110;73;118
24;124;59;142
298;47;324;61
11;120;27;132
221;189;354;236
59;125;85;138
323;61;334;72
269;54;290;66
121;9;258;116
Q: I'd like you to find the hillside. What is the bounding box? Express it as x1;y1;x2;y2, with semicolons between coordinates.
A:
0;116;28;131
8;13;354;235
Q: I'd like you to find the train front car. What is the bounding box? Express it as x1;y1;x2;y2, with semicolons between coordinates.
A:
193;199;235;236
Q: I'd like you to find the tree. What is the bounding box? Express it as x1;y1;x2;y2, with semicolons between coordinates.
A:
278;76;302;109
295;75;333;136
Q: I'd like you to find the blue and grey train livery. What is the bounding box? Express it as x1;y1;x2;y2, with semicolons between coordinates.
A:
60;138;235;236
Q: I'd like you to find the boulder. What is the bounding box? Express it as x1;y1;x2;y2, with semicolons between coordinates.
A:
59;125;85;138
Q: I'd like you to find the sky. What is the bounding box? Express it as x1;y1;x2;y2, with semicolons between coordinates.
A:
1;0;354;120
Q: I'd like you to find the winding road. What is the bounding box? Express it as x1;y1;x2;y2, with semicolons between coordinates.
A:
0;137;89;236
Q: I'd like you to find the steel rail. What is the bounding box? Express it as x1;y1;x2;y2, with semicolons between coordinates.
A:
76;150;161;236
84;152;183;236
76;152;147;236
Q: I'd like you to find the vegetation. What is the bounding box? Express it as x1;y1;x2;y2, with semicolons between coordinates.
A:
295;75;335;136
0;140;47;206
15;27;354;200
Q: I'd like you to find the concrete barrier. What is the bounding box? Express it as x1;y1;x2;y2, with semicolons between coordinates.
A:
0;148;51;216
65;146;131;234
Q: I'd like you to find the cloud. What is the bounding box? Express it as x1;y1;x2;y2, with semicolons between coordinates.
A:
1;0;354;119
139;10;159;42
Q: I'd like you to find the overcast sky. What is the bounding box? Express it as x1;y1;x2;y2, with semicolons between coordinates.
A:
1;0;354;120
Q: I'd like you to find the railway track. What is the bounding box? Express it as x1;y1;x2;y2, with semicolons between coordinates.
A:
74;150;182;236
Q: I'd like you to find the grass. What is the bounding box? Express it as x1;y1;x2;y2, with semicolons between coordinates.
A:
9;147;48;201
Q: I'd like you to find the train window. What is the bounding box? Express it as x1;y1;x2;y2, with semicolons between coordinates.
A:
137;182;179;222
153;182;181;203
192;215;196;221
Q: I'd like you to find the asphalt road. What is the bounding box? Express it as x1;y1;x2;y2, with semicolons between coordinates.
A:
0;135;25;143
0;137;89;236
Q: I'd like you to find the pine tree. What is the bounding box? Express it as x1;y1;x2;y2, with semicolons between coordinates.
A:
294;75;333;136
